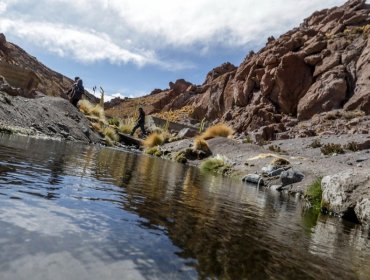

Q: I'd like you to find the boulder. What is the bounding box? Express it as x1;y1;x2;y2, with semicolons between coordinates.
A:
169;79;192;94
280;169;305;186
273;53;313;115
313;53;341;77
204;62;236;84
322;170;370;224
345;37;370;113
298;66;347;120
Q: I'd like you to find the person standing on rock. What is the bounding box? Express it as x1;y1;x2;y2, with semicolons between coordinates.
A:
68;77;84;107
130;107;147;136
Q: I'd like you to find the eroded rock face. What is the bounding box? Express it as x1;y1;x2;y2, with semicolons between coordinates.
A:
298;66;347;120
322;170;370;224
107;0;370;140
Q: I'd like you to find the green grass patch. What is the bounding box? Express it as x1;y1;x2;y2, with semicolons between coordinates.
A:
200;156;231;175
305;177;323;211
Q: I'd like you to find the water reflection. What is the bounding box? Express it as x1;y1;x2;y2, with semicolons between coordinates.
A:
0;134;369;279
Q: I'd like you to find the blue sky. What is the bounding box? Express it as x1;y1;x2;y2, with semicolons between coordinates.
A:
0;0;346;100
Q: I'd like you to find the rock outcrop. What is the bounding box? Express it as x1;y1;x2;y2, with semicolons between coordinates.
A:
0;33;96;102
109;0;370;141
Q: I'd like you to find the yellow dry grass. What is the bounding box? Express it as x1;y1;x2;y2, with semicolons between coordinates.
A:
153;106;194;122
102;127;119;142
143;132;165;148
193;136;211;153
119;117;136;134
78;99;94;115
200;123;234;140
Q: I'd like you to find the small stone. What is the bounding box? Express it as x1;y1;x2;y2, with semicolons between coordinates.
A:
242;174;264;186
357;164;363;168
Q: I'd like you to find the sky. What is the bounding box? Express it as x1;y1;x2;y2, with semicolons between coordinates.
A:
0;0;346;100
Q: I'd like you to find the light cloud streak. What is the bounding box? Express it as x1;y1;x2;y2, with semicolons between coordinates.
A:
0;0;346;68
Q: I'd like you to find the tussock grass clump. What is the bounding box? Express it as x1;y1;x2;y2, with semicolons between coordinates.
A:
268;145;286;154
309;139;322;148
78;99;94;115
201;124;234;140
193;136;211;154
305;177;323;211
108;117;120;127
200;155;231;174
102;127;119;142
345;141;359;152
91;122;102;132
118;117;135;134
90;104;105;120
271;157;290;166
320;143;344;155
342;110;365;120
143;132;165;148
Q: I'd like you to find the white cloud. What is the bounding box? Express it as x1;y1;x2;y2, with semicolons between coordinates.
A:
0;2;6;14
0;0;346;66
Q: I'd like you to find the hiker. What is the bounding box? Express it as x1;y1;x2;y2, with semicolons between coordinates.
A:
130;107;147;136
68;77;84;107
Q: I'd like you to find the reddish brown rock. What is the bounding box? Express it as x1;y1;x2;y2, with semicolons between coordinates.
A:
345;37;370;113
169;79;192;94
274;53;313;115
298;66;347;120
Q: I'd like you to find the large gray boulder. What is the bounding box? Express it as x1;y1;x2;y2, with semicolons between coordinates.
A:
322;170;370;224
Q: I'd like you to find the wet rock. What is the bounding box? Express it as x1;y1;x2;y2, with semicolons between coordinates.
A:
242;174;265;186
280;169;305;186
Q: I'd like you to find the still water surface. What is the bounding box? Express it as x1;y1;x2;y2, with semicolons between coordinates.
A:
0;134;369;280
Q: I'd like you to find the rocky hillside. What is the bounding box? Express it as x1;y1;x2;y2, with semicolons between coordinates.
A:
0;33;95;101
107;0;370;139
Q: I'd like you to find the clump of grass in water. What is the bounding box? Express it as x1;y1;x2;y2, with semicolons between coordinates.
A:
200;123;234;140
304;177;323;211
200;155;231;175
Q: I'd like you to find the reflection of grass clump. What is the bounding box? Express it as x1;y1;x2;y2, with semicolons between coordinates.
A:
200;155;231;175
345;141;359;152
305;177;323;211
309;139;322;148
320;143;344;155
143;132;165;148
201;124;234;140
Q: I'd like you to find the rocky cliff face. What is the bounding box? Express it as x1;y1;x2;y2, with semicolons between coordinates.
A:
111;0;370;139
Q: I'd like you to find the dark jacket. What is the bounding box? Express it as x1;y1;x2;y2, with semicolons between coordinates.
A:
137;110;145;125
71;79;84;100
